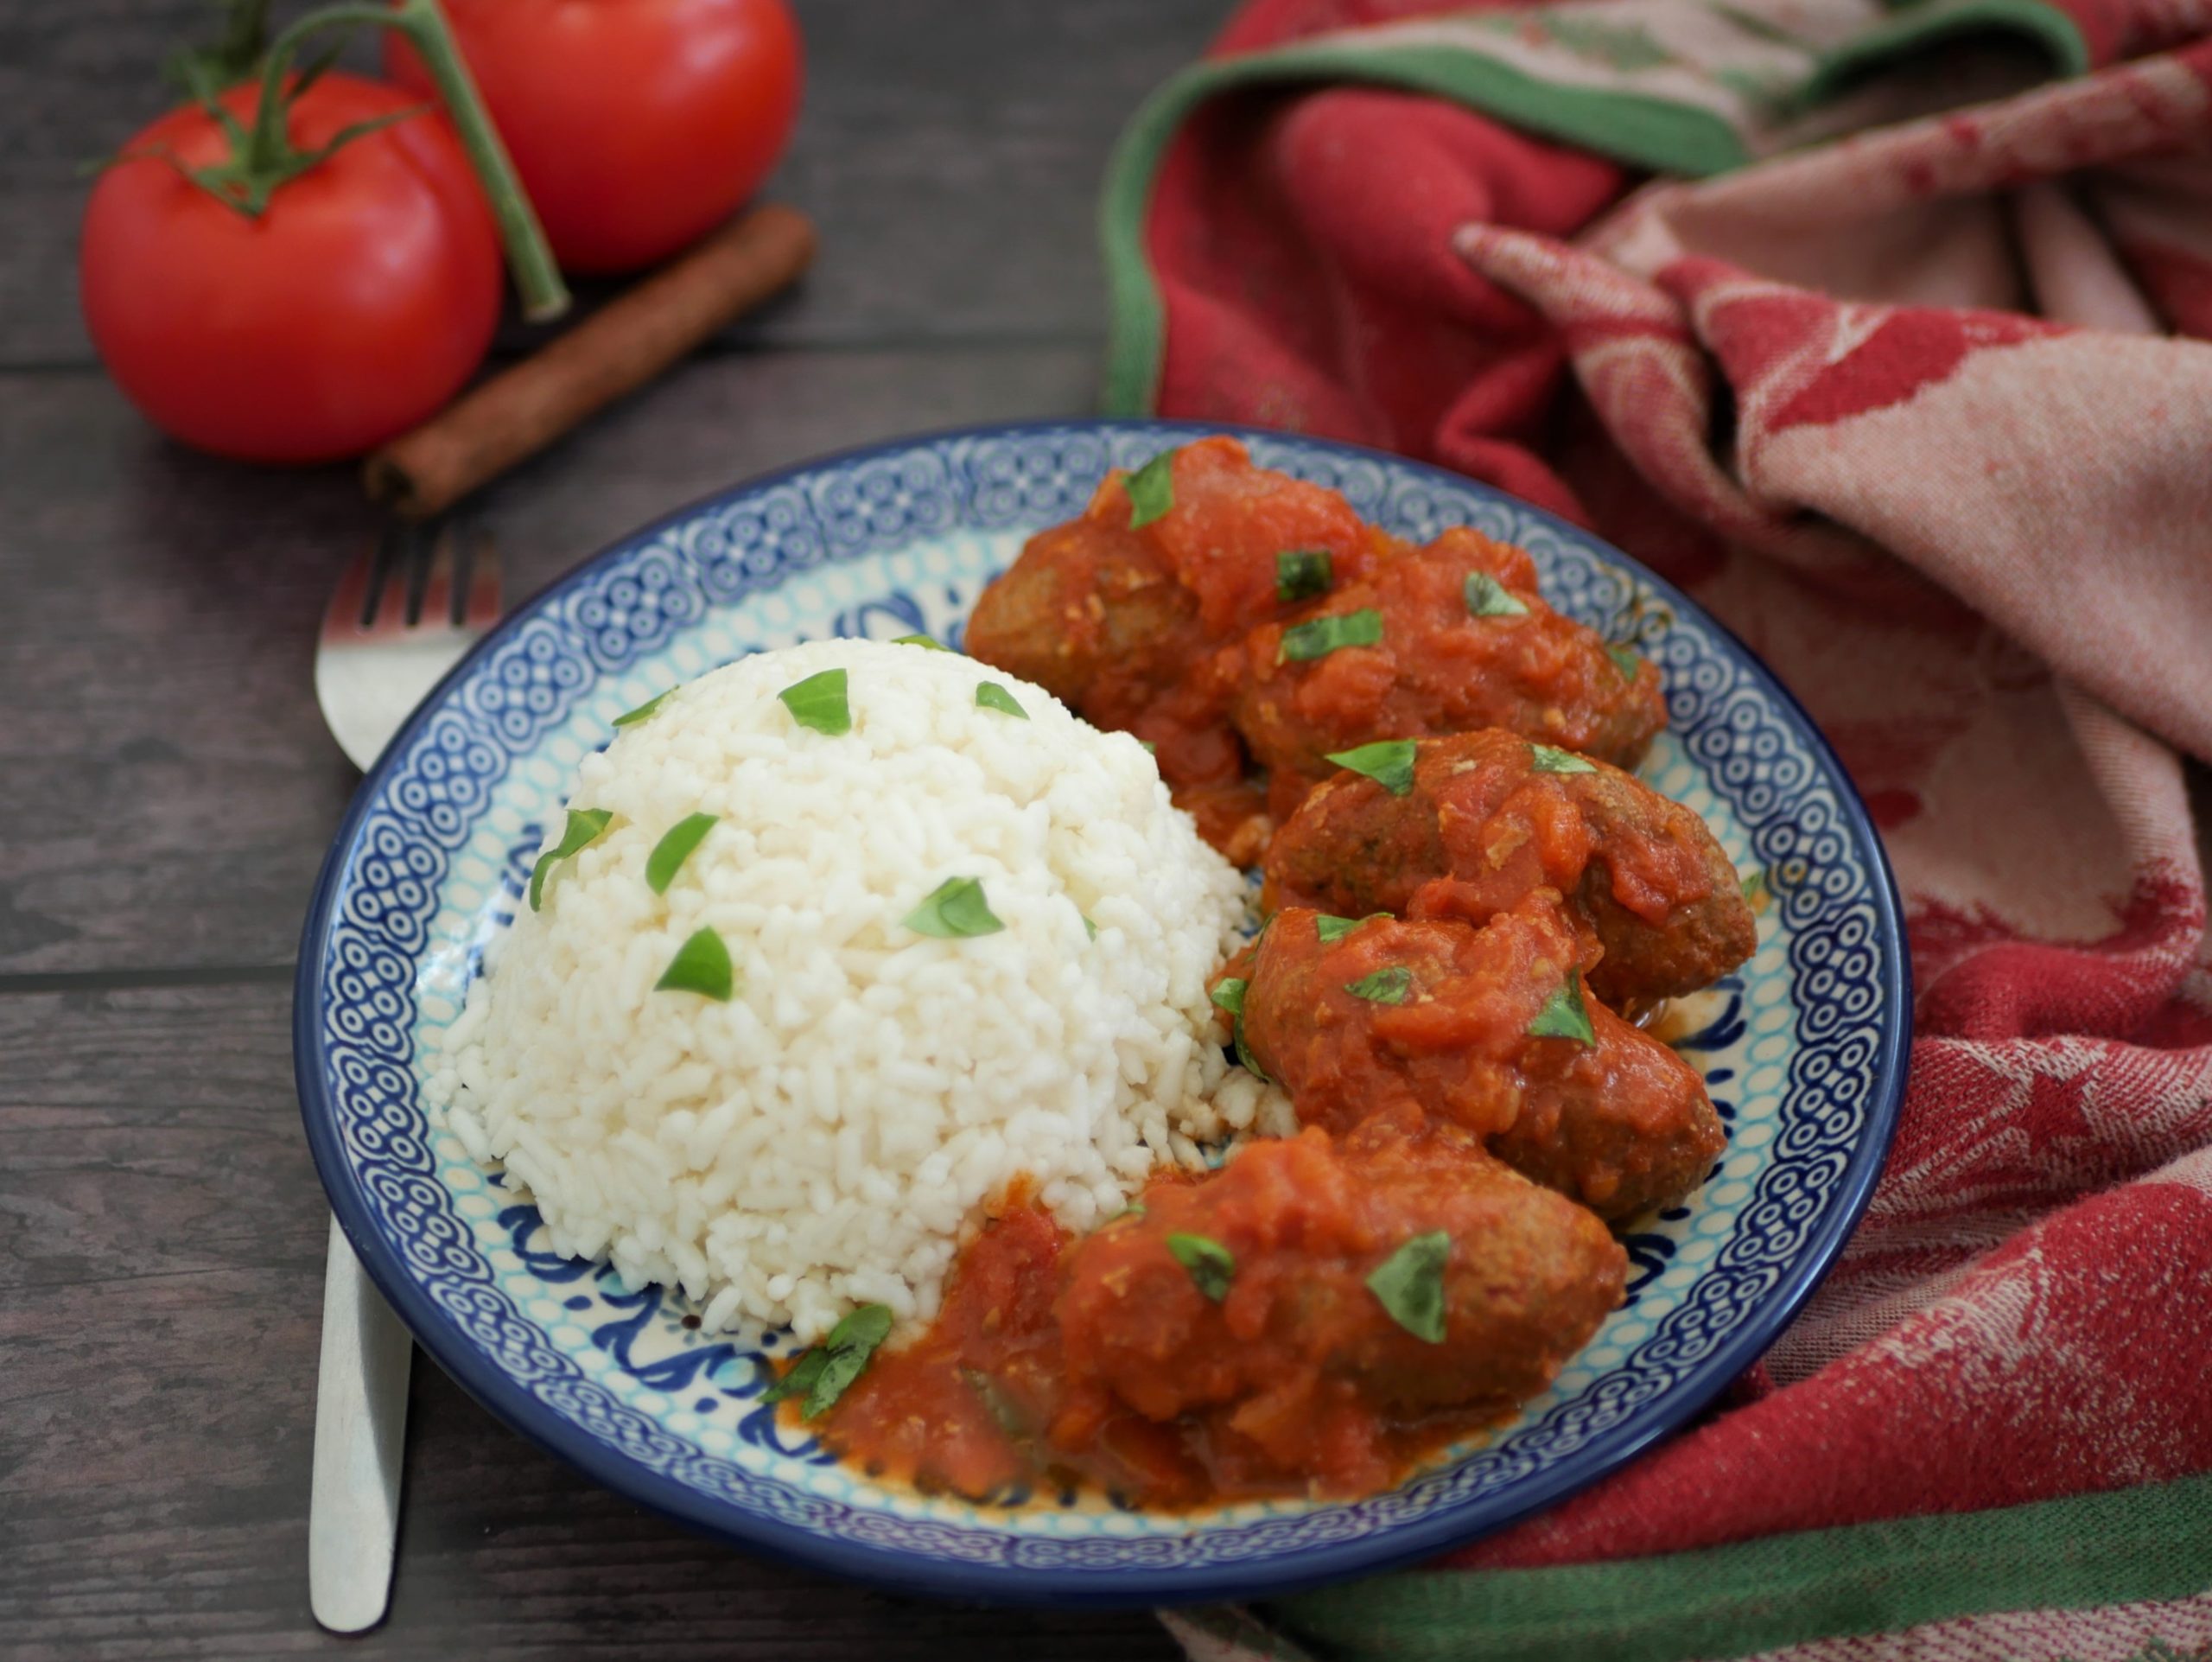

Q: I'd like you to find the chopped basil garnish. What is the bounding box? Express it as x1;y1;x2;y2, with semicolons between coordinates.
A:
975;682;1028;719
645;812;718;895
963;1367;1029;1439
1211;976;1268;1082
613;688;675;727
1465;571;1529;618
1606;644;1643;680
1741;867;1766;902
760;1302;894;1419
655;926;734;1002
1529;742;1597;775
528;808;613;912
903;876;1005;939
1528;970;1595;1044
1083;915;1099;940
1280;608;1383;664
1325;738;1417;797
1139;738;1157;755
1166;1232;1235;1302
1314;913;1388;943
892;634;949;651
1115;1201;1147;1224
779;668;851;735
1276;548;1333;602
1125;451;1175;528
1366;1230;1450;1343
1345;966;1413;1005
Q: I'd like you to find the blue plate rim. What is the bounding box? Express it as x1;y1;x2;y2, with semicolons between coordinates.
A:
295;417;1911;1608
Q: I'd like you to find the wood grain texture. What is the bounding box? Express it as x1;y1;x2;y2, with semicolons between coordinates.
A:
0;984;1181;1660
0;345;1094;976
3;0;1229;1649
0;0;1221;366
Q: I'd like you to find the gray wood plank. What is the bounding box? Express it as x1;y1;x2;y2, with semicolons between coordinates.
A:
0;345;1096;976
0;0;1222;366
0;982;1183;1660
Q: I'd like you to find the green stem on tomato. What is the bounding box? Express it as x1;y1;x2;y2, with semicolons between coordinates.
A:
250;0;570;322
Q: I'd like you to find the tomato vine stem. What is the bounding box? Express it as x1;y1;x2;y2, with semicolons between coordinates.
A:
252;0;570;322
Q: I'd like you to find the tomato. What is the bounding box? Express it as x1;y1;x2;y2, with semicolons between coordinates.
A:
80;73;502;464
388;0;803;275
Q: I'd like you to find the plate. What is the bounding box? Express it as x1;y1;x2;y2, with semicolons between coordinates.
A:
296;420;1909;1607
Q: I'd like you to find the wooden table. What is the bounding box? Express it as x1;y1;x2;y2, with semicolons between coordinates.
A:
0;4;1222;1654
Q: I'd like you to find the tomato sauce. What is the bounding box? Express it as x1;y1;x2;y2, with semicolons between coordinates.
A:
809;436;1749;1513
800;1118;1626;1510
963;436;1665;866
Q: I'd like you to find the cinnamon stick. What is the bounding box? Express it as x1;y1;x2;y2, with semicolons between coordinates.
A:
365;203;817;519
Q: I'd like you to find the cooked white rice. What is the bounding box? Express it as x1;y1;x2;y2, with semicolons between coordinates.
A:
429;637;1285;1341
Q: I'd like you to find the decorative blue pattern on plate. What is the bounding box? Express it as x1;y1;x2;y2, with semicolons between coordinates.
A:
296;420;1908;1607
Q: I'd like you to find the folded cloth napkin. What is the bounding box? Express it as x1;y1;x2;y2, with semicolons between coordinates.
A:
1101;3;2212;1658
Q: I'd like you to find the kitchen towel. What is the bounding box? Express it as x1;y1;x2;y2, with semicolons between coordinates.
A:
1103;2;2212;1657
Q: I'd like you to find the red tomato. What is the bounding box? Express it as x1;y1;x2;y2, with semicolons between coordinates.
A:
387;0;802;274
80;74;502;464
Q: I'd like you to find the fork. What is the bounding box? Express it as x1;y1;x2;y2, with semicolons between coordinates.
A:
308;519;500;1633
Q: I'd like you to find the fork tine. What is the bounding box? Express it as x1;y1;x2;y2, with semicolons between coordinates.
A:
374;523;421;631
417;523;458;629
462;527;503;630
321;536;383;640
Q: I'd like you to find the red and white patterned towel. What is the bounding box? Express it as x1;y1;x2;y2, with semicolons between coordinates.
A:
1104;1;2212;1654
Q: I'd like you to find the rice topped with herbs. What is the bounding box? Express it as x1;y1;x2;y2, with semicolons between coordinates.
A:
429;637;1283;1342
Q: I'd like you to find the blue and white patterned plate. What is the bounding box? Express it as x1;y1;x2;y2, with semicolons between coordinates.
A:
296;420;1908;1607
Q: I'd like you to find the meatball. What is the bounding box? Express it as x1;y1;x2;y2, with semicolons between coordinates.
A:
965;436;1393;861
1054;1117;1625;1495
1262;727;1756;1005
1228;901;1726;1221
1226;532;1668;823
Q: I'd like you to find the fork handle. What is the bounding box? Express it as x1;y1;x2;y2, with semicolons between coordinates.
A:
309;1214;414;1633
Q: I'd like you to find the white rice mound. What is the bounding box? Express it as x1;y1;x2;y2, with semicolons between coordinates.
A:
431;637;1286;1342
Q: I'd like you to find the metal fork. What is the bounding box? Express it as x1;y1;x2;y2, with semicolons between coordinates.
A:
315;520;502;772
308;519;500;1633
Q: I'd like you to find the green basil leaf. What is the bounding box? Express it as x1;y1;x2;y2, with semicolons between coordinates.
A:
1741;866;1766;902
655;926;735;1001
1166;1232;1235;1302
1279;608;1384;665
903;876;1005;939
892;634;949;651
1366;1230;1450;1343
1529;742;1598;775
1276;548;1333;603
1116;1201;1147;1222
1465;571;1530;618
758;1347;829;1406
1083;914;1099;941
1209;977;1268;1083
800;1302;894;1418
1528;970;1595;1045
1606;644;1643;680
962;1367;1030;1439
779;668;851;736
1325;738;1418;797
975;682;1028;719
1315;913;1389;943
528;808;613;912
1345;965;1413;1005
1139;738;1157;755
1124;450;1176;528
645;812;718;896
613;688;675;727
762;1302;896;1419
